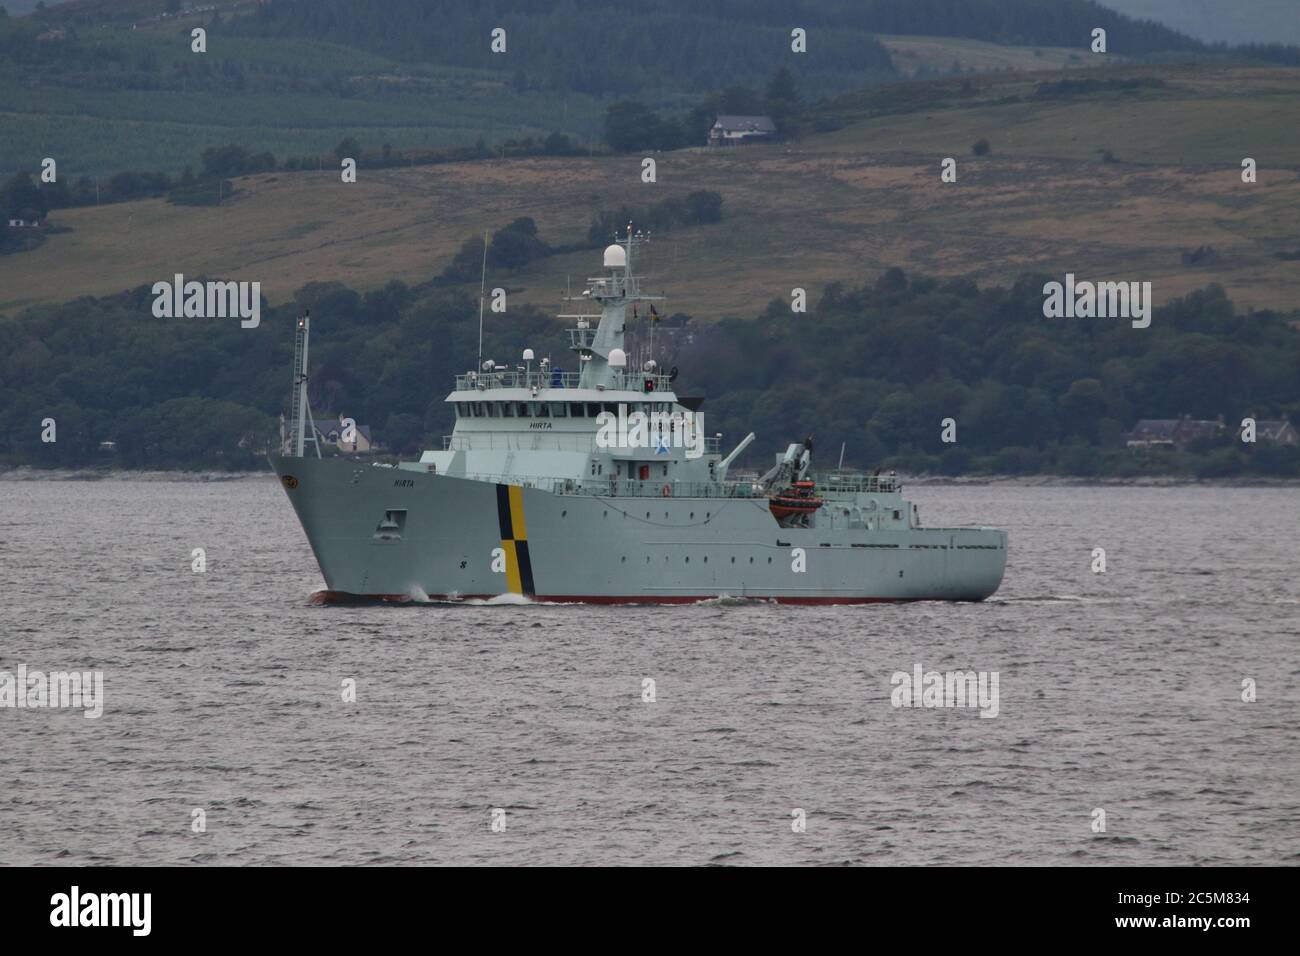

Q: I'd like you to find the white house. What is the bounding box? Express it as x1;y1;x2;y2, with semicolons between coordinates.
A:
707;115;778;147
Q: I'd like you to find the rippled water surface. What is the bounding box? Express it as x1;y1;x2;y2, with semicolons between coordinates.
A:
2;477;1297;865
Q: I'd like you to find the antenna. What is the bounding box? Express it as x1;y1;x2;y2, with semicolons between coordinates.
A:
289;310;321;458
838;442;846;472
476;230;488;371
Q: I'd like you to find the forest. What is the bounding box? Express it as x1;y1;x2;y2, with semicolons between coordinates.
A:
3;262;1296;478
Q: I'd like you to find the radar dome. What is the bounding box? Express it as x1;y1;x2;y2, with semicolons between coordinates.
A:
603;244;627;268
608;348;627;368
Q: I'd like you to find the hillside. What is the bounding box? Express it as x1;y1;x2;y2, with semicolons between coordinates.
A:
878;34;1107;78
1099;0;1300;48
3;62;1299;319
0;0;1213;176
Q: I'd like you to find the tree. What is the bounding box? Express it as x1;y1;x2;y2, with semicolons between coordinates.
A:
603;101;663;152
543;131;572;155
441;236;486;283
2;172;46;218
766;66;797;104
335;136;361;162
488;217;548;270
719;86;763;115
685;190;723;224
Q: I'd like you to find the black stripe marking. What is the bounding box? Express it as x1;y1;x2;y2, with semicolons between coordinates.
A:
495;484;513;539
515;540;536;595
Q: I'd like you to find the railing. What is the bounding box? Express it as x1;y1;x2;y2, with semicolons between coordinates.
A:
454;369;674;393
440;433;723;454
819;472;899;493
448;473;765;499
411;469;900;499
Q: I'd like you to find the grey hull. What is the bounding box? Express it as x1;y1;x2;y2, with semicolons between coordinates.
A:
270;456;1007;604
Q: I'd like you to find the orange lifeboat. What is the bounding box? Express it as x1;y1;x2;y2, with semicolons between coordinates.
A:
768;479;823;521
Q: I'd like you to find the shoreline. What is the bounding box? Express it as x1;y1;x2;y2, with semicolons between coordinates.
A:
3;466;1298;488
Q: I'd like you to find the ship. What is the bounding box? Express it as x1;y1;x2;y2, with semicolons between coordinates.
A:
268;230;1007;604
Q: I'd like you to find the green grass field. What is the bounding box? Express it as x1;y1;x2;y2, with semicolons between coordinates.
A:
4;62;1298;320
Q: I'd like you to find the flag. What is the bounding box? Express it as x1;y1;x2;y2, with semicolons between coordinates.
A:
650;304;661;322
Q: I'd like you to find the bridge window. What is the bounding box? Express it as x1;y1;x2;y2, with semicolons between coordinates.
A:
586;403;601;417
549;403;567;417
569;403;584;417
536;403;549;417
486;403;498;417
516;403;530;417
502;403;516;417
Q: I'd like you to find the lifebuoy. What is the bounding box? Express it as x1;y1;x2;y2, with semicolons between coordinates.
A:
661;484;672;497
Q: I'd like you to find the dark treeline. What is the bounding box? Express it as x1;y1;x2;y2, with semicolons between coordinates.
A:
13;0;1288;106
675;272;1300;477
222;0;897;97
222;0;1205;94
3;267;1297;478
0;135;574;245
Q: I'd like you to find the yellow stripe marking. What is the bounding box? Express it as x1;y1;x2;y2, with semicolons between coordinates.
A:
508;485;528;540
501;539;522;593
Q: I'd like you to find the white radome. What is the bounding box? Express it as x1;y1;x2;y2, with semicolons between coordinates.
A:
603;244;627;268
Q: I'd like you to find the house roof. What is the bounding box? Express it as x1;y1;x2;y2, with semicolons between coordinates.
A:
712;114;777;133
1176;420;1223;440
1241;419;1296;440
1127;419;1181;440
316;417;373;443
1127;418;1224;441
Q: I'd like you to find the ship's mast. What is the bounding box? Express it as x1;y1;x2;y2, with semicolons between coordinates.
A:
564;223;664;390
288;311;321;458
475;230;488;373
